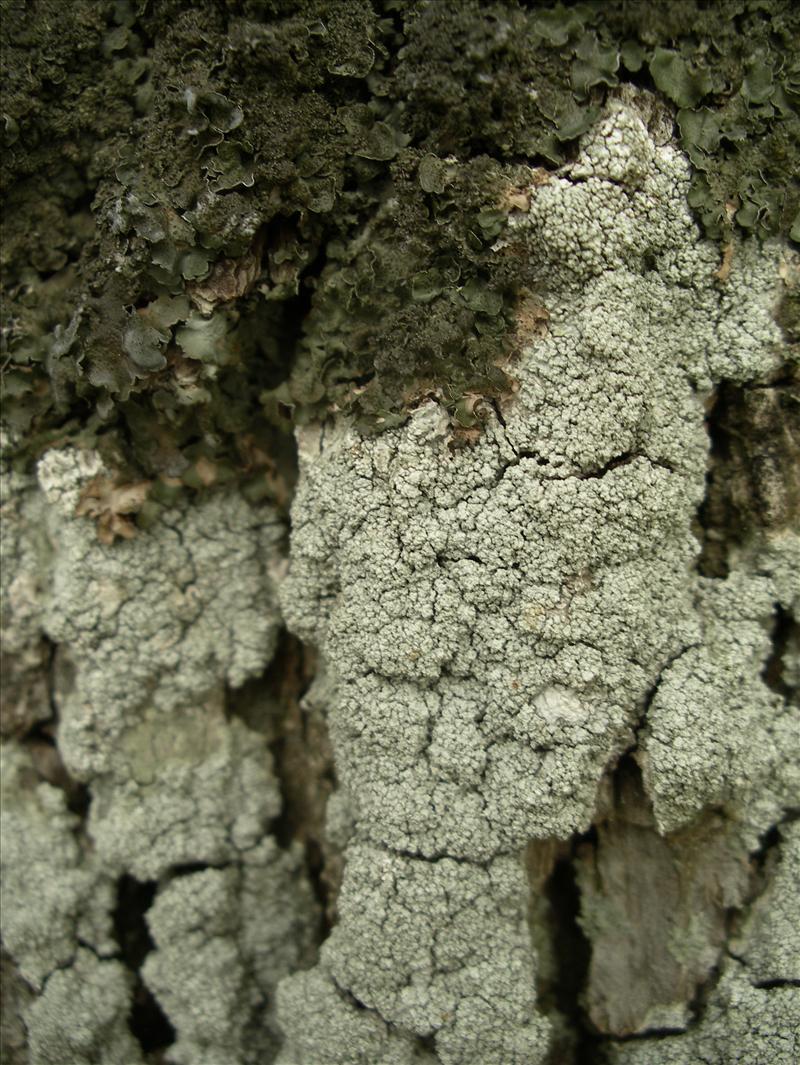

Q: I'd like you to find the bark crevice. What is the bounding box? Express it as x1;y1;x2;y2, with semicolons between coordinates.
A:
111;875;175;1058
226;631;341;935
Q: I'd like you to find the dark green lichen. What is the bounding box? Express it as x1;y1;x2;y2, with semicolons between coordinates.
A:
1;0;798;480
594;0;800;240
267;152;532;430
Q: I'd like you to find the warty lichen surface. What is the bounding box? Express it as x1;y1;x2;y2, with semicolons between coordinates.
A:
24;948;143;1065
0;446;320;1062
0;741;142;1065
37;445;283;760
640;537;800;837
276;98;797;1063
32;447;290;880
0;742;116;993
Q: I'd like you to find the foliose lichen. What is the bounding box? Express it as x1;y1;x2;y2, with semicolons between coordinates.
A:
3;0;797;473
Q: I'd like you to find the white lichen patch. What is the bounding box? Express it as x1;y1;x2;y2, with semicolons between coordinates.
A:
36;446;106;515
142;840;318;1065
88;705;282;879
0;743;116;992
275;968;431;1065
320;847;550;1065
284;413;706;863
33;458;290;879
23;949;142;1065
277;96;792;1063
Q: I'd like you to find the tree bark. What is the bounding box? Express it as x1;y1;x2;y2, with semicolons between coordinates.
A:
1;2;798;1063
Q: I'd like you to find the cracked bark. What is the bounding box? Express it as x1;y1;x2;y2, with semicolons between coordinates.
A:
2;4;799;1063
526;768;799;1064
111;876;176;1060
226;630;342;931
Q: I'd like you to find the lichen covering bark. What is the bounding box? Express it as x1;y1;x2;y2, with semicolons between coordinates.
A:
2;3;799;1064
276;97;799;1063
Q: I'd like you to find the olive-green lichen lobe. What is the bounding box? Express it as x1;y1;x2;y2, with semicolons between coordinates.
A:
391;0;800;237
2;0;799;470
635;0;800;242
2;0;387;492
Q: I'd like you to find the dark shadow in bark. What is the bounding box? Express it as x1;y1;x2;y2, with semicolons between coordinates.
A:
695;373;800;578
226;630;340;936
528;827;605;1065
112;876;175;1056
762;604;798;698
544;843;605;1064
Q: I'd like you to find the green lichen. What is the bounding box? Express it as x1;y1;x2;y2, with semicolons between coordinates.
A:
269;152;529;431
2;0;383;477
595;0;800;240
2;0;798;469
388;0;581;161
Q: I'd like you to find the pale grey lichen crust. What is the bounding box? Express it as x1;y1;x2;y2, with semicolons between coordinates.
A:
277;98;797;1063
731;821;800;985
0;743;117;993
640;539;800;838
1;451;318;1063
27;449;291;883
142;840;317;1065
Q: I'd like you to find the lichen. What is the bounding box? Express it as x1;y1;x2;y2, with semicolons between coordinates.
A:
4;0;796;460
608;964;799;1064
275;98;796;1062
0;742;116;992
0;443;320;1062
142;844;318;1065
2;7;799;1062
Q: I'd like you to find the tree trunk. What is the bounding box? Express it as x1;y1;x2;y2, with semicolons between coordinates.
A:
1;2;798;1064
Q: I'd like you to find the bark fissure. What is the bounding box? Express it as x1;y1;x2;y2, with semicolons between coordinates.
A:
19;642;90;819
762;604;798;698
111;875;175;1056
534;833;604;1065
695;375;800;578
226;631;340;934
